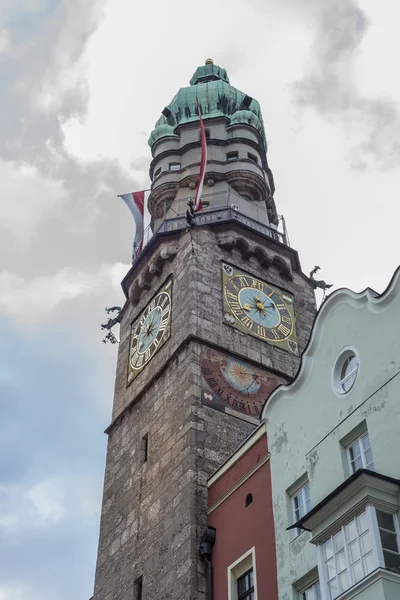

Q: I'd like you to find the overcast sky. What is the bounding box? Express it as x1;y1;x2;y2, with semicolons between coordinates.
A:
1;1;400;598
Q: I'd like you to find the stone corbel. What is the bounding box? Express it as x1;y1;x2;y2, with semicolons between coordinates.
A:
128;245;179;306
217;235;292;279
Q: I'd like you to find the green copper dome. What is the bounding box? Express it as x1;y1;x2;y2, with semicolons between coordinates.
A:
148;123;179;147
148;61;267;150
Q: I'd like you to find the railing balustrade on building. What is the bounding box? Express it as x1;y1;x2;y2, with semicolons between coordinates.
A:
131;190;289;263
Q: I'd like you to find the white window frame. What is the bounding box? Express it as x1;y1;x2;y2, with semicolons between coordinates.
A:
346;431;374;474
292;483;311;537
299;580;321;600
227;547;258;600
332;347;359;396
168;162;181;171
317;506;400;599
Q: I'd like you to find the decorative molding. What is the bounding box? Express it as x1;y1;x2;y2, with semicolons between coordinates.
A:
217;235;293;279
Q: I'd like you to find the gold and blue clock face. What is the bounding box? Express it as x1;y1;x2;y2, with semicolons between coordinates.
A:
222;263;299;355
128;279;172;384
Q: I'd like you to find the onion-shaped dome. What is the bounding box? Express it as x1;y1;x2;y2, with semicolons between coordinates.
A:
148;123;179;147
149;60;268;152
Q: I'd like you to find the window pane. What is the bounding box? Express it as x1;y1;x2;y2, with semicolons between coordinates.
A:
326;557;336;579
364;551;376;574
364;448;374;468
328;579;339;600
334;530;344;552
380;531;399;552
361;432;370;448
352;559;364;583
325;539;334;560
249;570;254;587
383;550;400;570
349;539;360;563
360;531;372;556
377;511;395;532
338;570;349;592
346;520;357;542
357;512;368;534
336;550;347;573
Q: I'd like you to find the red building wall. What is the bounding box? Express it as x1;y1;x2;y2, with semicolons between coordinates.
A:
208;428;278;599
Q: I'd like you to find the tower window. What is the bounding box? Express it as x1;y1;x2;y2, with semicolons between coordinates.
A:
247;153;258;164
245;493;253;507
226;151;238;162
142;433;149;464
134;576;143;600
154;167;162;179
168;162;181;171
201;129;211;140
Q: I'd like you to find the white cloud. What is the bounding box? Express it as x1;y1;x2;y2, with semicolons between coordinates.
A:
0;160;67;249
0;585;29;600
26;480;66;523
0;28;10;55
0;262;129;324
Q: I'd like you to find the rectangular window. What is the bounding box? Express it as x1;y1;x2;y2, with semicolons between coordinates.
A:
168;162;181;171
134;576;143;600
300;581;321;600
376;510;400;571
142;433;148;464
320;510;375;599
154;167;162;178
237;569;254;600
227;151;239;162
347;432;374;473
228;547;257;600
247;153;258;164
292;483;311;534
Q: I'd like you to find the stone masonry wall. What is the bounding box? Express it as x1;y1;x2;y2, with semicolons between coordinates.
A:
92;223;316;600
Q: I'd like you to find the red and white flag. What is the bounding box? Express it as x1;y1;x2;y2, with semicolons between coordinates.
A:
119;191;145;257
194;99;207;212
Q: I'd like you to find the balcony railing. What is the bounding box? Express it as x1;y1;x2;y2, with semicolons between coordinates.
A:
131;191;289;263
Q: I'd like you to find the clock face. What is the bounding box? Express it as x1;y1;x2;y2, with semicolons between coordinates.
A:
128;279;172;384
222;263;299;355
200;348;285;419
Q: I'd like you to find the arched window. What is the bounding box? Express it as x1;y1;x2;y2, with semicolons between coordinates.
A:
245;493;253;507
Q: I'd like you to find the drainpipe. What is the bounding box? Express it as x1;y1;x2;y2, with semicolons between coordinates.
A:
199;526;216;600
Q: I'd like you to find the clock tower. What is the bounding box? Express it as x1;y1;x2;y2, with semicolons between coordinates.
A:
92;61;316;600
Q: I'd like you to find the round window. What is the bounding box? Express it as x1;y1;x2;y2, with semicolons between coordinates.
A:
332;349;359;395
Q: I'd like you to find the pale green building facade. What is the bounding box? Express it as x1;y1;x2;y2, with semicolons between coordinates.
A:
263;268;400;600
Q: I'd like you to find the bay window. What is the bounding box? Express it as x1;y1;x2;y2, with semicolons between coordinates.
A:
318;506;400;599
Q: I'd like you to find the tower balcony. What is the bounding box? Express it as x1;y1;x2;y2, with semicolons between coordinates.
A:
132;190;289;264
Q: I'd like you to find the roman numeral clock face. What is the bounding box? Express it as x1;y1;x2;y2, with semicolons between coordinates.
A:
128;279;172;384
222;263;299;355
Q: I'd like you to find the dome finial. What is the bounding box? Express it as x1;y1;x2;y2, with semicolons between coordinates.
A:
205;58;214;65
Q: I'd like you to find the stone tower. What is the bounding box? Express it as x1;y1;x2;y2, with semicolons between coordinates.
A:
92;60;316;600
